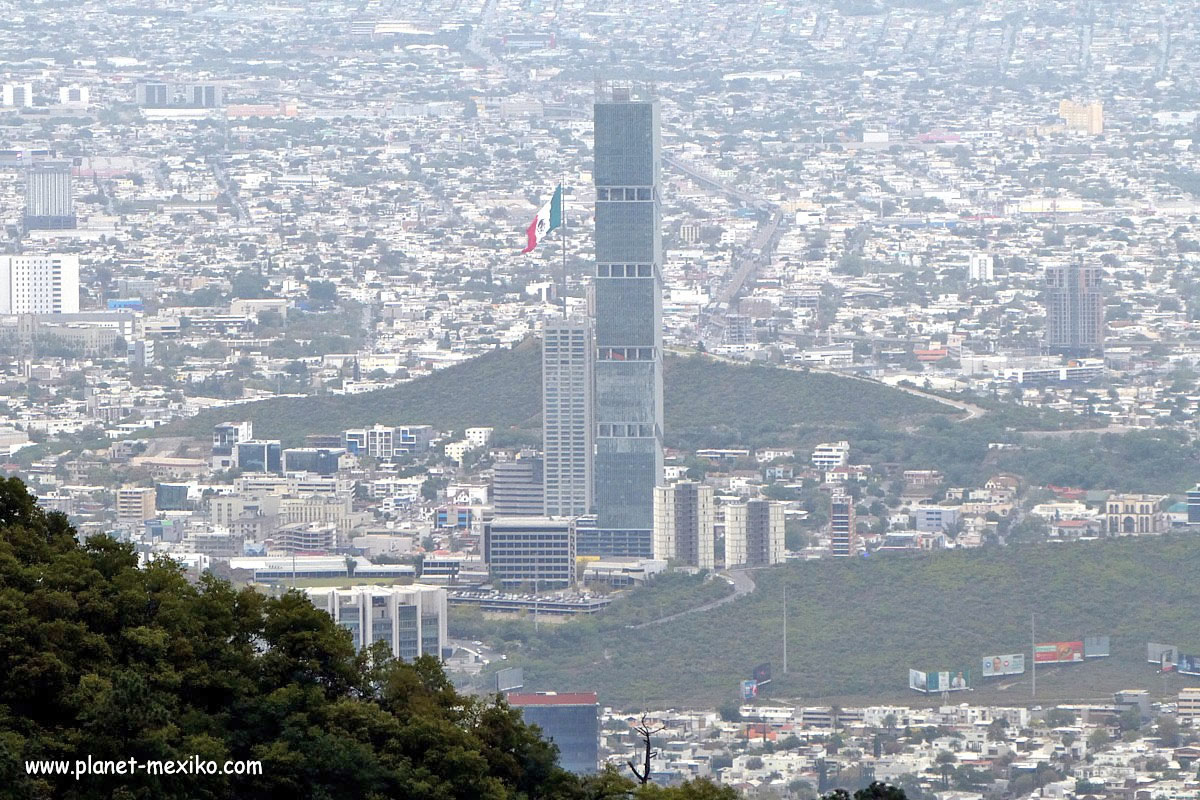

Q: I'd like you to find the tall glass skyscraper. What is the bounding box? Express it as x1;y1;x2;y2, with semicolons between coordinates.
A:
589;90;663;554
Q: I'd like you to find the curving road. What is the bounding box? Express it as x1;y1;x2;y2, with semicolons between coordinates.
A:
629;569;757;629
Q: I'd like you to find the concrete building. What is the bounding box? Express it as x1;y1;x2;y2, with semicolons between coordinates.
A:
492;451;545;516
725;499;785;567
136;82;223;108
1105;494;1167;535
483;516;576;588
812;441;850;470
306;584;447;662
115;487;156;524
24;161;75;230
542;316;593;517
830;490;857;557
914;506;961;533
1;83;33;107
506;692;599;775
1178;688;1200;725
1045;263;1104;357
968;252;994;282
652;481;715;569
343;424;434;459
591;89;664;557
1059;100;1104;135
0;254;79;315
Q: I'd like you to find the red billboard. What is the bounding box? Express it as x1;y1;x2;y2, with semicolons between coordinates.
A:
1035;641;1083;663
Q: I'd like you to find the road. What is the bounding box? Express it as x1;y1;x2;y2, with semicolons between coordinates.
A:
630;569;756;629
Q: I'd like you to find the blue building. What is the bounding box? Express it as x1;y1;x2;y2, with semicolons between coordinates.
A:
507;692;599;775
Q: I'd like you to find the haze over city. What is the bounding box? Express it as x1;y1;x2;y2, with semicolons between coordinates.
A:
1;1;1199;798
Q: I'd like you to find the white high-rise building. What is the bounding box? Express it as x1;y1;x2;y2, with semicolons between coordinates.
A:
58;86;90;107
968;252;994;282
0;254;80;314
1;83;33;107
725;500;785;567
305;584;447;662
653;481;715;569
542;316;594;516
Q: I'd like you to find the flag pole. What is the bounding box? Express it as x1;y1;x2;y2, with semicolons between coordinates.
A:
560;178;567;317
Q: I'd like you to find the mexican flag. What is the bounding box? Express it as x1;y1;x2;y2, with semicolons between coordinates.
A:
521;185;563;254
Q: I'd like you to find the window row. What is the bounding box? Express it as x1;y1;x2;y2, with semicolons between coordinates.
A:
597;347;655;361
597;263;654;278
598;423;656;438
597;186;652;201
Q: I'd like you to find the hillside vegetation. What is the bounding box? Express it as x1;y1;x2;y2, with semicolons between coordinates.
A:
463;535;1200;709
163;342;954;446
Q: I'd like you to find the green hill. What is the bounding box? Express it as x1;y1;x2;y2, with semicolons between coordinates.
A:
162;342;954;446
458;535;1200;709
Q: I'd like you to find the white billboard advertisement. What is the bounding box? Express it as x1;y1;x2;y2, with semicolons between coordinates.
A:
981;653;1025;677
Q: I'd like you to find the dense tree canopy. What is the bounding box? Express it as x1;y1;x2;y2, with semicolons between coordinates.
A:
0;477;911;799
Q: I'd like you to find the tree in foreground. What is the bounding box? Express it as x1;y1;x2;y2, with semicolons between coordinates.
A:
0;477;906;800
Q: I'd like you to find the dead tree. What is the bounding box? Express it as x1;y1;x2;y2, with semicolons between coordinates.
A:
626;713;665;785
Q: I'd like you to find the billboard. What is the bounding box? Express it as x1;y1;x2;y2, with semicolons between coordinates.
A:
1147;642;1178;666
1083;636;1111;659
1178;654;1200;676
741;680;758;701
752;663;772;685
981;653;1025;677
495;667;524;693
1035;641;1083;664
910;669;970;693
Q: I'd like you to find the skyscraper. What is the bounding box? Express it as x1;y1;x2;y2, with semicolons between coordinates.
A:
725;499;785;567
653;481;715;569
24;161;75;230
542;316;593;517
1045;262;1103;357
590;89;663;555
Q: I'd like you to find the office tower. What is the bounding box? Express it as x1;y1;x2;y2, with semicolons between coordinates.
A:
0;254;79;314
830;490;857;557
235;440;282;474
483;516;576;589
725;499;785;567
1188;485;1200;525
306;585;446;662
652;481;715;569
1044;263;1104;357
591;89;663;556
493;451;545;516
1;83;33;107
506;692;599;774
24;160;75;230
116;487;156;524
542;316;593;516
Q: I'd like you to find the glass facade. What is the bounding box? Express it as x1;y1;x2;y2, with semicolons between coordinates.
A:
512;702;599;775
592;98;664;539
